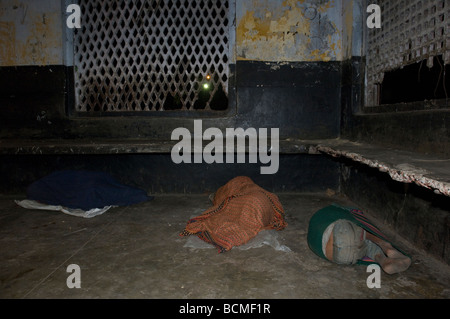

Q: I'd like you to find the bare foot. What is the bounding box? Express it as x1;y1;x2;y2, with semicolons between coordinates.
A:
385;246;410;260
366;233;411;270
375;253;412;274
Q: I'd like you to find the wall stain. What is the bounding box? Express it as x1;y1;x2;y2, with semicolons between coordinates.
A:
0;21;16;66
0;0;354;66
19;12;61;65
0;0;62;66
237;0;343;62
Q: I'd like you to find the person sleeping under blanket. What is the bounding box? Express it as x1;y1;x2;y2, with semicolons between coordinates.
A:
307;204;411;275
180;176;287;253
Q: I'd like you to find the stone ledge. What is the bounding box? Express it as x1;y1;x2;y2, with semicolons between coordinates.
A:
316;139;450;197
1;138;449;197
0;138;324;155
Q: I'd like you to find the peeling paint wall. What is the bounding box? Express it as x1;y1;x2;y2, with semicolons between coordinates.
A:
0;0;362;66
236;0;359;62
0;0;63;66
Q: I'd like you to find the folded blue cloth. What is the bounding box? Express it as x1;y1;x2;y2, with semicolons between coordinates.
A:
26;170;152;210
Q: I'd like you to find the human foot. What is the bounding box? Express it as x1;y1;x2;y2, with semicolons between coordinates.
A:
375;253;411;274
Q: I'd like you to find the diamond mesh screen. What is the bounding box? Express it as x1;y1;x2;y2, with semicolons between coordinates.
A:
74;0;230;112
365;0;449;106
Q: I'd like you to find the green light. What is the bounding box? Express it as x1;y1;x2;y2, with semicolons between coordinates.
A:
203;83;210;90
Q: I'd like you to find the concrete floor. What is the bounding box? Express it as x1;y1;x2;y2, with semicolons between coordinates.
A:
1;192;449;299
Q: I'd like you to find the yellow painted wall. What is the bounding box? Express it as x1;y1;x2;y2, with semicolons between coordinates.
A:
0;0;63;66
0;0;357;66
236;0;353;62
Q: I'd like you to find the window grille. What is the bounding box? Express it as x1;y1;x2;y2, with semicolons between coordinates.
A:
73;0;230;113
365;0;449;106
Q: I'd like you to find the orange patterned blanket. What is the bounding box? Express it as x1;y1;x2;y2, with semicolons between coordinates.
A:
180;176;287;252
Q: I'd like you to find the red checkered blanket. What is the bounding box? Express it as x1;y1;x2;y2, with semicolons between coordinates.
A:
180;176;287;252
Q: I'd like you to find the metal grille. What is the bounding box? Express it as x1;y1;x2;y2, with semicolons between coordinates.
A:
365;0;449;106
74;0;230;112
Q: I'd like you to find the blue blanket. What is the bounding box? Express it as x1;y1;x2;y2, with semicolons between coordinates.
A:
27;170;152;210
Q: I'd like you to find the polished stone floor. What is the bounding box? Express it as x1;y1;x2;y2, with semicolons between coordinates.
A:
1;192;449;299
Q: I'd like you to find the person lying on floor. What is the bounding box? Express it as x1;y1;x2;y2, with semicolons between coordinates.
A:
180;176;287;253
307;204;411;275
